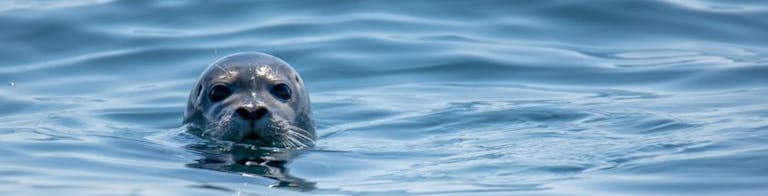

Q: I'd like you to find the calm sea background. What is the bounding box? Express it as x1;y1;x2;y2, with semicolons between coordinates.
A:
1;0;767;195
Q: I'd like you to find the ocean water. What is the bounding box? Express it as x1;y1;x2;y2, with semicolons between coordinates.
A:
1;0;767;195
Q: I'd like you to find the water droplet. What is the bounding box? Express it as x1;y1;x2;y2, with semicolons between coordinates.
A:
9;82;15;87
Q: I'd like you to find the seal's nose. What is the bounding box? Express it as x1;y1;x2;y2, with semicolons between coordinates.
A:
236;106;268;120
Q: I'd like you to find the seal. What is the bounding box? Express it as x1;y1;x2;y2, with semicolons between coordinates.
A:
183;52;315;149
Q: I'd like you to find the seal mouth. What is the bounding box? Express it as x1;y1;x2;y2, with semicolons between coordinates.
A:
242;129;270;146
244;120;265;143
203;113;313;148
246;129;262;141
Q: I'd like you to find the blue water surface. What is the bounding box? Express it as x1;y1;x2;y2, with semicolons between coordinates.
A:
1;0;768;195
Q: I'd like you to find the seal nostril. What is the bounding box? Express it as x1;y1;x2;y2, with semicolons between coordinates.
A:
236;107;253;119
236;107;268;120
253;108;268;120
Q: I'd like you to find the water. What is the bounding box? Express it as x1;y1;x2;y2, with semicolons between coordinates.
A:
1;0;767;195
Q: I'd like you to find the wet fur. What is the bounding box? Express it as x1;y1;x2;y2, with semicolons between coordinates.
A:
184;52;315;149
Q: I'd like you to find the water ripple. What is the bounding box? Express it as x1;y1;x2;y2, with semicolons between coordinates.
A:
1;0;768;194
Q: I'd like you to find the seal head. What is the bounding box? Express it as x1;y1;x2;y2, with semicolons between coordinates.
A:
184;52;315;148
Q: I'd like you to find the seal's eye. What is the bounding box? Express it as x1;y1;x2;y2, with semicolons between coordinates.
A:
270;83;292;101
209;85;231;102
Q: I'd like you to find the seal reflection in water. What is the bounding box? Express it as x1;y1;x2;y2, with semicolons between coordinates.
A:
184;52;315;148
186;144;316;191
183;52;316;191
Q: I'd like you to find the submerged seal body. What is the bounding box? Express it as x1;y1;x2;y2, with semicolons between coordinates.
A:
184;52;315;148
